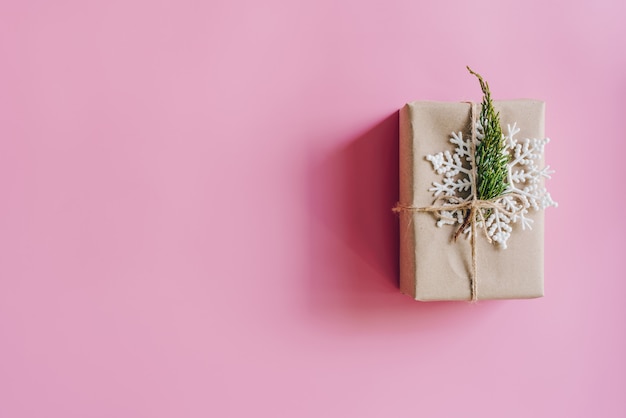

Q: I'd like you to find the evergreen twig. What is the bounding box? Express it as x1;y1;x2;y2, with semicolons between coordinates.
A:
467;66;508;201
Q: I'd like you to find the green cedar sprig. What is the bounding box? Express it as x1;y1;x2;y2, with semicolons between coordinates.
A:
467;66;509;201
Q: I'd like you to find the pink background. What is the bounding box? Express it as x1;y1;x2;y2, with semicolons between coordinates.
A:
0;0;624;417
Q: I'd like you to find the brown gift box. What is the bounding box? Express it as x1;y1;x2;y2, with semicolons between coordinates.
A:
398;100;546;301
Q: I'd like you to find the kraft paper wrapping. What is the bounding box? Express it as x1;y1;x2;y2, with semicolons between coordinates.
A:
399;100;545;301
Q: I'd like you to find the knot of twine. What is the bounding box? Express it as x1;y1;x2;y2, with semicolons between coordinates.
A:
393;102;524;302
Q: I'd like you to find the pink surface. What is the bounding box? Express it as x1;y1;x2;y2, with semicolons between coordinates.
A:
0;1;624;417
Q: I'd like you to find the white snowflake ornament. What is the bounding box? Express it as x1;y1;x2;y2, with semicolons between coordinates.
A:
426;121;557;249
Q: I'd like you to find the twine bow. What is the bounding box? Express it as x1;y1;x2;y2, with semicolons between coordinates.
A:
393;102;524;301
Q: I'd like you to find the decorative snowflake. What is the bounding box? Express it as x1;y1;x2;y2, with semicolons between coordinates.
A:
426;121;557;249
